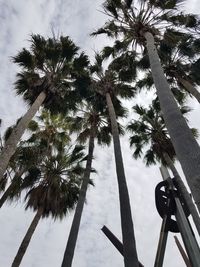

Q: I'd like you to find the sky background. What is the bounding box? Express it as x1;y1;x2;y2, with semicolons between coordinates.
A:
0;0;200;267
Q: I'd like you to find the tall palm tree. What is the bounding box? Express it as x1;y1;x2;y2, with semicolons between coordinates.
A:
127;99;200;236
61;93;114;267
11;143;85;267
88;55;139;267
0;34;88;181
92;0;200;211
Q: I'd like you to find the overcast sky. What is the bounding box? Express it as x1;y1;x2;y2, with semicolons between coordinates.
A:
0;1;200;267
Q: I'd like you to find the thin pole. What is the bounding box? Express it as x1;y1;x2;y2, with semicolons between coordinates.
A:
101;226;144;267
101;226;124;255
174;236;191;267
154;216;168;267
163;152;200;237
154;166;174;267
160;165;200;267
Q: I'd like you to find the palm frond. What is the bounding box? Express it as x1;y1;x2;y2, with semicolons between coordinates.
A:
12;48;34;69
144;149;156;166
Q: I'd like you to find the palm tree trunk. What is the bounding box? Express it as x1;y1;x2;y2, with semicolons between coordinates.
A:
144;31;200;212
0;182;14;208
0;91;46;182
11;208;43;267
61;128;95;267
163;152;200;237
105;92;139;267
177;76;200;103
0;169;25;208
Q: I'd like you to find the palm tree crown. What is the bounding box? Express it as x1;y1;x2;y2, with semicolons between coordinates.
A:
90;54;136;103
25;145;85;219
92;0;198;50
13;34;89;113
0;35;89;182
127;99;198;166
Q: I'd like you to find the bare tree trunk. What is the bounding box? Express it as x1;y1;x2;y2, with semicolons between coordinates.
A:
106;92;139;267
177;77;200;104
163;152;200;236
11;208;43;267
0;91;46;182
144;31;200;212
61;129;95;267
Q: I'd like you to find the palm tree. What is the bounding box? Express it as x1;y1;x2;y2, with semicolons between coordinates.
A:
11;143;85;267
0;34;88;181
0;110;72;208
87;55;139;267
92;0;200;211
61;93;113;267
127;99;200;236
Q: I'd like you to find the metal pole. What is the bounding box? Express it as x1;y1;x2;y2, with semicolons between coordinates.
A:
174;195;200;267
160;165;200;267
174;236;191;267
101;225;123;255
101;225;144;267
154;216;168;267
154;166;176;267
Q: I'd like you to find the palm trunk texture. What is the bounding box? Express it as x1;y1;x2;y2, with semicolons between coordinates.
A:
11;208;42;267
61;130;95;267
144;31;200;212
106;92;139;267
163;152;200;236
177;77;200;104
0;91;46;182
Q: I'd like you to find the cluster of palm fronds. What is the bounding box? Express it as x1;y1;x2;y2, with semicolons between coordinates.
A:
0;0;200;266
